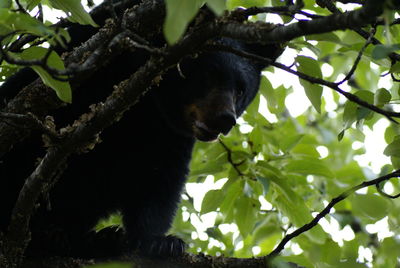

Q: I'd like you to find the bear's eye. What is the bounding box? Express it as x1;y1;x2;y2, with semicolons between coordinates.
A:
236;89;244;98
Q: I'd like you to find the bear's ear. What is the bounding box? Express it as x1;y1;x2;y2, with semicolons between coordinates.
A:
216;37;284;70
244;42;285;70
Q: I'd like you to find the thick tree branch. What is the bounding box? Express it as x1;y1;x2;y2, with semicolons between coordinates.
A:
316;0;400;62
220;0;385;43
19;253;303;268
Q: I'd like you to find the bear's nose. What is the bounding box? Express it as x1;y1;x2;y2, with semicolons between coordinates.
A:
215;111;236;135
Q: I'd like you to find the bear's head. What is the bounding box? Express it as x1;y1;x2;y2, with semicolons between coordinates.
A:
152;38;283;142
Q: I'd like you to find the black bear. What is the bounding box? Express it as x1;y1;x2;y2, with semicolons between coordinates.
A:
0;0;283;258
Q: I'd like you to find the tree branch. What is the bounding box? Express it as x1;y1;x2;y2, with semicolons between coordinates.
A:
0;112;58;140
266;169;400;259
336;28;375;85
218;138;245;176
316;0;400;62
220;0;385;43
18;253;303;268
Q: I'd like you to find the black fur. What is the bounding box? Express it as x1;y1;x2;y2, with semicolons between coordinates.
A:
0;0;282;258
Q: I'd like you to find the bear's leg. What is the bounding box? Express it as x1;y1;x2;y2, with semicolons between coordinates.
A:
122;192;186;257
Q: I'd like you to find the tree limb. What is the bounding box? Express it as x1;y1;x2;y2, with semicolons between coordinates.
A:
220;0;385;43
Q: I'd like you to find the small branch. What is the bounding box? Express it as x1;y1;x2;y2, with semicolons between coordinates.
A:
376;182;400;199
337;28;375;85
14;0;27;13
36;4;43;23
0;112;59;140
0;45;70;82
266;169;400;259
218;138;245;176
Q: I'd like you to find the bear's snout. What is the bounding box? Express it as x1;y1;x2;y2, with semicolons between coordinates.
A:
212;110;236;135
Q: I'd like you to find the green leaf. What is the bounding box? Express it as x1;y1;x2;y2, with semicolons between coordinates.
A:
220;179;242;218
83;263;132;268
206;0;226;15
374;88;392;106
245;91;260;118
338;129;345;141
0;8;55;36
319;240;341;265
291;144;320;158
249;125;264;151
227;0;267;9
235;196;256;238
12;47;72;103
296;56;322;78
94;212;123;232
335;161;364;185
190;150;227;177
259;75;276;107
342;90;374;130
352;194;389;221
26;0;42;11
375;237;400;267
280;134;304;152
256;176;270;195
390;61;400;73
306;32;342;44
384;136;400;157
372;44;400;60
285;158;335;178
343;100;357;129
391;156;400;169
201;189;224;214
49;0;98;27
296;56;323;113
257;162;326;244
164;0;203;44
253;220;281;245
0;0;11;8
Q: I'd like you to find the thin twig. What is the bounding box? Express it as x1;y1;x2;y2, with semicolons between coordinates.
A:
336;28;375;85
376;182;400;199
218;138;245;176
14;0;27;13
0;112;59;141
